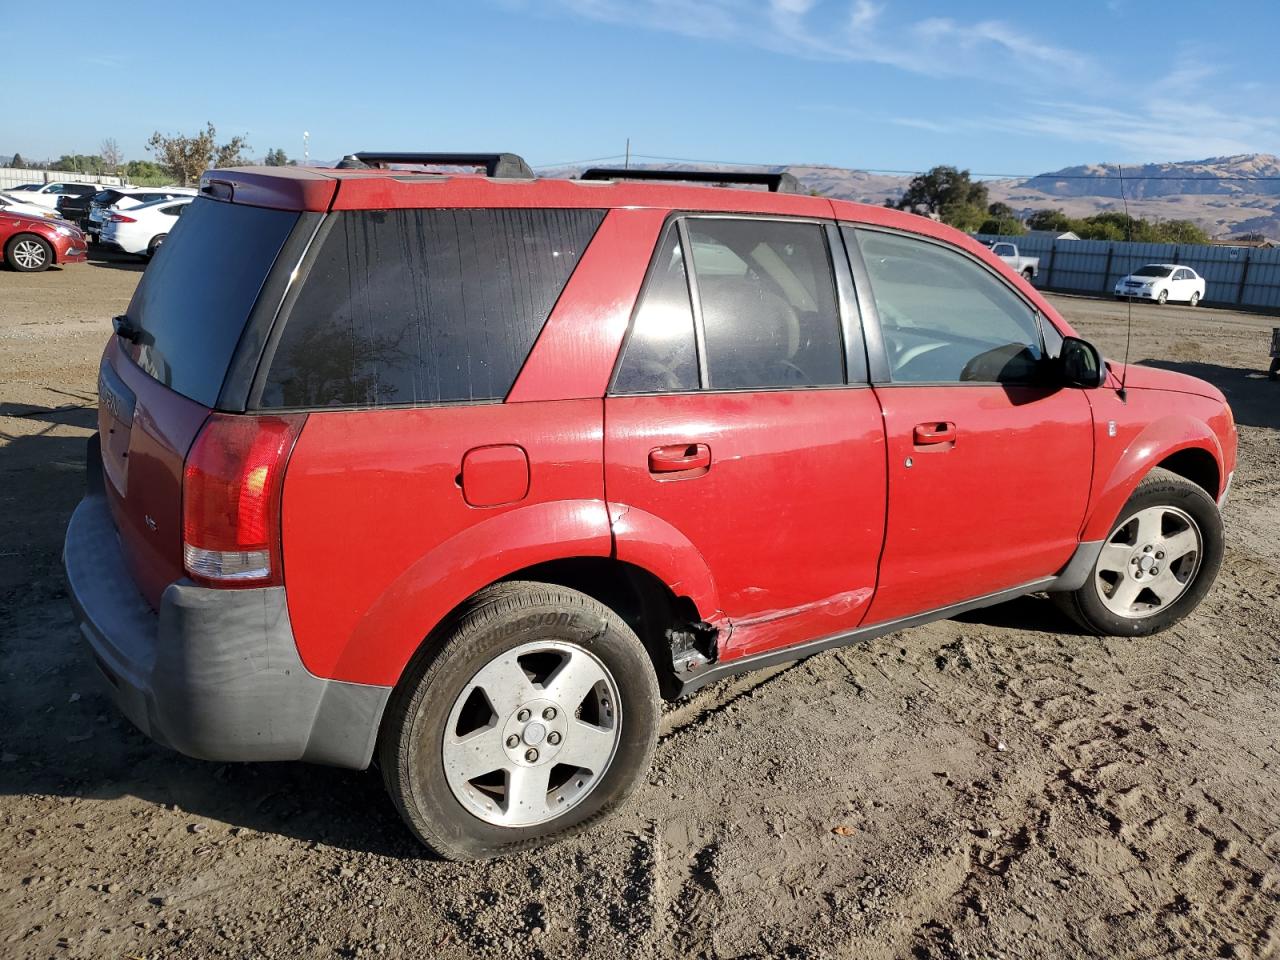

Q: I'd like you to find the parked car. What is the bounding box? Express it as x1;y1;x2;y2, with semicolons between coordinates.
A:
99;196;193;257
1;181;98;210
0;195;65;220
85;187;196;242
986;241;1039;281
3;182;44;192
64;155;1237;861
1115;264;1206;305
56;191;96;224
1;209;87;271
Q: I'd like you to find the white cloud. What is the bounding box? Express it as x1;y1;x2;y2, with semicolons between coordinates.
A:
550;0;1095;81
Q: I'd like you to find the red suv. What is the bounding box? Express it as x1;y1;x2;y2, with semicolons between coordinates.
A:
64;153;1236;860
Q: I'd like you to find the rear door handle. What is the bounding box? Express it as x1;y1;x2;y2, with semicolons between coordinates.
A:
648;443;711;475
913;422;956;446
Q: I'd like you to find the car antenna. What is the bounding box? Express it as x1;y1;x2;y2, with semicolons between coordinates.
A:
1116;162;1132;403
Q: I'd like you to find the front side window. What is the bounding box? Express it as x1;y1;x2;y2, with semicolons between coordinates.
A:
853;228;1045;384
263;208;605;408
687;218;844;390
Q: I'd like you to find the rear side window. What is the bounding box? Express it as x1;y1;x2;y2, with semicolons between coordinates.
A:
262;208;605;408
612;223;700;394
126;198;300;406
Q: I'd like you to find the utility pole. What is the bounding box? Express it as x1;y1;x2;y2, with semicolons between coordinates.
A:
624;138;630;170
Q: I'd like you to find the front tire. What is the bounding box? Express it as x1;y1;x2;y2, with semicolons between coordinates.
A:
5;234;52;272
379;582;660;860
1055;468;1223;636
1157;289;1169;305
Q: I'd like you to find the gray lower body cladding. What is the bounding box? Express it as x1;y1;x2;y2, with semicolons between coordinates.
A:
63;494;390;769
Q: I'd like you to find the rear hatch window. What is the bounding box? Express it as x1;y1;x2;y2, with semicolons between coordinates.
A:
124;197;299;406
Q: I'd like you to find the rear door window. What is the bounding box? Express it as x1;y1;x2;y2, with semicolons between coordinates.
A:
124;198;299;406
687;218;844;390
261;208;605;408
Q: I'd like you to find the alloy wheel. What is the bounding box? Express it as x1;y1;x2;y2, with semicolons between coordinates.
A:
1094;505;1203;619
442;640;621;827
13;240;47;269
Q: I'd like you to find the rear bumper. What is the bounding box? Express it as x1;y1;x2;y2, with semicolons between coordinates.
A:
63;446;390;768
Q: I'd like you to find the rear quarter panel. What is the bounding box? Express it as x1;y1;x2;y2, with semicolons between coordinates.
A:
280;400;610;686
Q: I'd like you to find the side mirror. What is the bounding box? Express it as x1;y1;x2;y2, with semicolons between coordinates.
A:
1059;336;1105;388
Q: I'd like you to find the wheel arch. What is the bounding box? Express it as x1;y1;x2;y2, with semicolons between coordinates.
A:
1081;416;1224;542
325;498;724;695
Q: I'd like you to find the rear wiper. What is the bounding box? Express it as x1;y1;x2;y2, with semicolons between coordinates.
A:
112;314;141;343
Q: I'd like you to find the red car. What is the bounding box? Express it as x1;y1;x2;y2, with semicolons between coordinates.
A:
1;209;87;271
64;154;1237;860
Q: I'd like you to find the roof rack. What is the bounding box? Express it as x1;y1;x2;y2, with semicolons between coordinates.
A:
352;152;534;179
580;167;801;194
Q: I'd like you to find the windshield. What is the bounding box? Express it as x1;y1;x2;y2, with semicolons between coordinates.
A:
1133;265;1173;278
124;198;299;406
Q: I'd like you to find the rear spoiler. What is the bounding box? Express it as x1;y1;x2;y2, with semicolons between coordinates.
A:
352;152;534;179
580;167;801;194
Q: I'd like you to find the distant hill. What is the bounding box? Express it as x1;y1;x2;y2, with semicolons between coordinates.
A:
541;154;1280;240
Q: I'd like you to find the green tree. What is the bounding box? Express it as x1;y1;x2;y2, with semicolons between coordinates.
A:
147;122;251;185
895;165;990;230
979;202;1026;236
1152;219;1210;244
57;154;105;174
9;152;24;169
1027;209;1074;232
263;148;290;166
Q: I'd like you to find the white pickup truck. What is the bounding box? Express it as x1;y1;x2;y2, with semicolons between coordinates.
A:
987;241;1040;281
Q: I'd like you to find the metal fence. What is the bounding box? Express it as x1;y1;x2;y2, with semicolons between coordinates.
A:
0;167;124;191
976;233;1280;312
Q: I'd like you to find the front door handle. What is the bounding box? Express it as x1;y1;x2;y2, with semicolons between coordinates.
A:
648;443;711;476
913;422;956;446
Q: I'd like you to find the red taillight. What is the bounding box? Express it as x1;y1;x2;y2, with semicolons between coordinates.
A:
109;213;136;223
182;413;304;587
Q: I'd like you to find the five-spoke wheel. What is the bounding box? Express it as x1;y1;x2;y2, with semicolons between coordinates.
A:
1094;505;1202;618
1054;467;1224;636
380;582;659;860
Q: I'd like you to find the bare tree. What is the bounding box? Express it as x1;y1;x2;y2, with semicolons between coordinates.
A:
146;122;252;185
100;138;123;174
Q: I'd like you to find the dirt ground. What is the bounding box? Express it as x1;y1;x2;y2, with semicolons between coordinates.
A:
1;254;1278;960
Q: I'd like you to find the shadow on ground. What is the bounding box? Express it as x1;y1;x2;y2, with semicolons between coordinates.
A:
0;395;430;860
1140;358;1280;430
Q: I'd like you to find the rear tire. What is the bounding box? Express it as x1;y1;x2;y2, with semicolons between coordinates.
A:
146;234;167;259
379;582;661;860
1054;468;1223;637
1189;291;1201;307
1021;268;1034;282
5;234;52;272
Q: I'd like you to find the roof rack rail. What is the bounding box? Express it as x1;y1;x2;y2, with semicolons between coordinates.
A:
352;152;534;179
580;167;801;194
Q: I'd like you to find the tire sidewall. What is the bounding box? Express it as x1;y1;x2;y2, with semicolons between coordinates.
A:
1076;473;1224;636
390;590;659;859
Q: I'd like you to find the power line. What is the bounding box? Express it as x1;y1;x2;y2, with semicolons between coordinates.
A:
532;151;1280;182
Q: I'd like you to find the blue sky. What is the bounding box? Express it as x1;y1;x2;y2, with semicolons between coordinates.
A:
3;0;1277;174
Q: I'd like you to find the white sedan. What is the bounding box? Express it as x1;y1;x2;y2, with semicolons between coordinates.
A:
0;195;63;220
100;196;193;257
1114;264;1206;306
